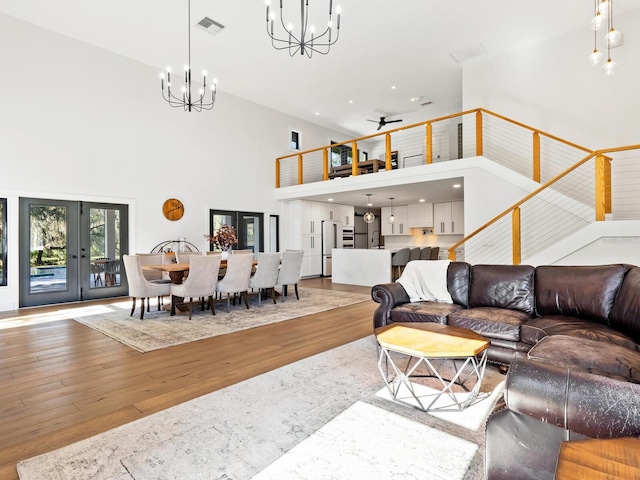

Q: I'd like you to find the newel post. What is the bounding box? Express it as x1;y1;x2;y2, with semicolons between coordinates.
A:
512;207;521;265
533;132;541;183
425;123;433;164
351;141;359;176
385;134;392;170
322;148;329;181
297;154;303;185
275;159;281;188
595;153;608;221
476;111;483;157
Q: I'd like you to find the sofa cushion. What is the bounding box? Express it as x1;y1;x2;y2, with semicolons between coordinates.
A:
448;307;533;341
535;265;626;324
468;264;535;314
527;335;640;383
448;262;471;308
521;315;639;350
609;266;640;343
391;302;464;325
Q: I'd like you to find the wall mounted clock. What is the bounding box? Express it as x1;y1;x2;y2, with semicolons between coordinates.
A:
162;198;184;221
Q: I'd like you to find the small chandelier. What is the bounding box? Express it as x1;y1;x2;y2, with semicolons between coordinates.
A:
265;0;341;58
160;0;217;111
363;194;375;224
388;198;395;224
588;0;623;76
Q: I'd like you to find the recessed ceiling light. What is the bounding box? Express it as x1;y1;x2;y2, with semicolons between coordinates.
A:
410;96;423;102
328;198;334;202
419;198;425;203
391;85;396;90
453;184;461;188
349;100;354;104
315;112;320;115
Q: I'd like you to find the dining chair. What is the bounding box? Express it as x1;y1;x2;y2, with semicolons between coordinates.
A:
276;249;304;301
216;253;254;312
122;255;171;319
91;257;109;286
170;254;222;319
248;252;281;306
419;247;432;260
391;248;411;281
175;251;204;263
136;253;171;283
232;249;254;255
104;259;121;286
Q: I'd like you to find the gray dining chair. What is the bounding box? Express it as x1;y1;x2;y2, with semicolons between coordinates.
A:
409;247;421;262
170;254;222;319
419;247;432;260
122;254;171;319
391;248;411;281
430;246;440;260
248;252;281;306
276;250;304;301
216;253;254;312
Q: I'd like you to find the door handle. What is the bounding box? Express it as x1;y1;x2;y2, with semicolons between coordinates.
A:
69;254;78;259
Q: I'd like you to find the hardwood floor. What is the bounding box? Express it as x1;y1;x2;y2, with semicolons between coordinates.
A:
0;278;376;480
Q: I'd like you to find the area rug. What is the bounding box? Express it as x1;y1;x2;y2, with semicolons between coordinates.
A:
17;336;505;480
61;287;371;352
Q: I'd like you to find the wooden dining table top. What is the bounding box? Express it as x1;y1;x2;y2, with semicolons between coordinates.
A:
142;259;257;273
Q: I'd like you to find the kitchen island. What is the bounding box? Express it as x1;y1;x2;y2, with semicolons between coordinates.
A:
331;248;392;287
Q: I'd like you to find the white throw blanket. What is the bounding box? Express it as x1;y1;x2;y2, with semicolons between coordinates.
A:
396;260;453;303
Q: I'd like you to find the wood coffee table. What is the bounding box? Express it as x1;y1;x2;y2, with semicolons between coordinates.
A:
375;322;490;412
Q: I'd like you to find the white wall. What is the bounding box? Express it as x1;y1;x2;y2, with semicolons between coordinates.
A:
0;13;355;310
462;10;640;149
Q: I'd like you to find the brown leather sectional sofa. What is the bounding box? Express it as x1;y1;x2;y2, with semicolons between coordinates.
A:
371;262;640;479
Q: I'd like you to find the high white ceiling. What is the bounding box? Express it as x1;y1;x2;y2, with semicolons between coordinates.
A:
2;1;637;208
1;0;636;137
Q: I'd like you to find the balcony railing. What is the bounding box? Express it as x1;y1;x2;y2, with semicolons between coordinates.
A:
275;108;640;265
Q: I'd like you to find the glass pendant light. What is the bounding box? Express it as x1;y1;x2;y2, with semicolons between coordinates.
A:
363;194;375;224
388;197;395;224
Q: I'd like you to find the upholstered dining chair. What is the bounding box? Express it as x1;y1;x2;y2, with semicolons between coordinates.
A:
137;253;171;282
122;255;171;319
248;252;281;306
276;249;304;301
216;253;254;312
419;247;432;260
391;248;411;281
175;251;203;263
170;254;222;319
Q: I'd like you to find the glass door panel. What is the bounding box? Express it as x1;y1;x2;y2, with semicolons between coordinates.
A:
19;198;128;307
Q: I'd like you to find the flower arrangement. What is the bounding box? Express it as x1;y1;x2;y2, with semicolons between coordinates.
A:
204;224;238;251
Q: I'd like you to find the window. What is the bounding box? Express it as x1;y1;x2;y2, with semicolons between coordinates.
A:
291;130;300;150
330;141;352;167
0;198;6;286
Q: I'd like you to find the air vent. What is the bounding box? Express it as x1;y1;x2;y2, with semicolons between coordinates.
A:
195;17;225;36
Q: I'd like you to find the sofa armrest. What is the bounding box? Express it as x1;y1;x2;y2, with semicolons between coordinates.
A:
371;283;410;328
504;358;640;439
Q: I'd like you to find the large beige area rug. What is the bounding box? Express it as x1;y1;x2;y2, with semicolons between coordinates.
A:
17;336;505;480
62;287;371;352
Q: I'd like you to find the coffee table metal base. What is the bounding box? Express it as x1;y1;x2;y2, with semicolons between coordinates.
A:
377;347;489;412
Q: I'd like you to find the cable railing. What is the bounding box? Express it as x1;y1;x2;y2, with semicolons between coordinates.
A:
274;108;639;265
450;145;640;264
275;108;592;189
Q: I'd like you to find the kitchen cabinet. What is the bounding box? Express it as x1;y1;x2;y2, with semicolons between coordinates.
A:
300;200;323;235
300;234;322;277
433;201;464;235
340;204;355;227
381;205;409;235
408;203;434;228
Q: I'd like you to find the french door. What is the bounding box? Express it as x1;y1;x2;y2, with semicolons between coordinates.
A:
19;198;129;307
209;210;265;255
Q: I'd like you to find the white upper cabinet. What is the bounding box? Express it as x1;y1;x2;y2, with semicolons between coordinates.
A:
407;203;434;228
433;201;464;234
340;204;355;226
381;205;409;236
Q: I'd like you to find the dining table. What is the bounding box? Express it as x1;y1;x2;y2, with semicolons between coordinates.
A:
142;259;257;284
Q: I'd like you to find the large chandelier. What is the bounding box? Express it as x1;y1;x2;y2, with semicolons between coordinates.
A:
159;0;217;111
588;0;623;76
265;0;341;58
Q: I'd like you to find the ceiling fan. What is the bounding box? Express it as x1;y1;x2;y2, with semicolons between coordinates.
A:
368;116;403;131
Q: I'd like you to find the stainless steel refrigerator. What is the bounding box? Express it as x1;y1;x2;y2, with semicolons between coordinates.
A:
321;220;343;276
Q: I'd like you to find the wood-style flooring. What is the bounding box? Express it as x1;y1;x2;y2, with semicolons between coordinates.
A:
0;278;376;480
